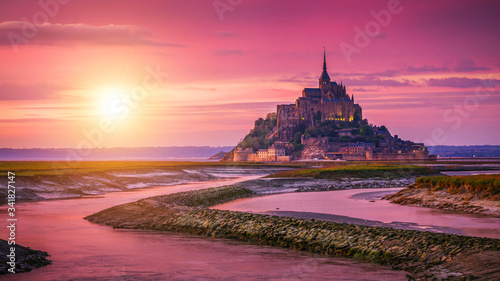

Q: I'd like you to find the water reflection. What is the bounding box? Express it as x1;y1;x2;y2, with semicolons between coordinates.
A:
1;173;407;280
215;188;500;239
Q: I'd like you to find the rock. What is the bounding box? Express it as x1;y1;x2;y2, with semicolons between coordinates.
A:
0;239;51;274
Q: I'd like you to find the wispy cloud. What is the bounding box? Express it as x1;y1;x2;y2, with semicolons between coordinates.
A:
331;70;399;78
343;77;413;87
0;83;65;100
168;101;280;112
278;72;315;83
351;88;377;92
0;118;63;123
407;65;449;73
181;86;217;91
215;31;237;37
426;77;500;88
0;21;184;47
213;49;246;56
454;58;490;72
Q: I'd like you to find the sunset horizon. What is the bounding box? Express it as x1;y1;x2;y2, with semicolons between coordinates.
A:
1;0;499;149
2;1;500;279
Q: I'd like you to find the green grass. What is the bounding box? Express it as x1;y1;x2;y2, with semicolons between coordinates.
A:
0;161;300;177
412;175;500;200
267;163;436;179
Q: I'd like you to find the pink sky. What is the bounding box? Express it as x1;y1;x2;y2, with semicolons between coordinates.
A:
0;0;499;148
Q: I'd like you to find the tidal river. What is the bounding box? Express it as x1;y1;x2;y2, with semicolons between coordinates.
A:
0;171;408;281
214;188;500;239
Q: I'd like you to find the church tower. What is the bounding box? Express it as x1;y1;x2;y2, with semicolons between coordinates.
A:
319;48;331;91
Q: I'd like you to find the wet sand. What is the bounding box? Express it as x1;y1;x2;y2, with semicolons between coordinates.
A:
214;188;500;239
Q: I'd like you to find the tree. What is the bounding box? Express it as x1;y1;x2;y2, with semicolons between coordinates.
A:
339;136;352;142
254;118;264;128
304;127;317;138
293;131;302;144
359;125;373;136
353;135;366;142
368;137;381;147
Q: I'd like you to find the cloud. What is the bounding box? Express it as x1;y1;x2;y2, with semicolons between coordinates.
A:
0;118;62;123
213;49;246;56
181;87;217;91
13;106;83;110
363;102;431;110
0;21;184;47
351;88;377;92
426;77;500;88
170;101;280;112
331;70;399;78
343;77;413;87
278;72;315;83
279;71;410;87
215;31;236;37
454;58;490;72
407;65;449;73
0;83;64;100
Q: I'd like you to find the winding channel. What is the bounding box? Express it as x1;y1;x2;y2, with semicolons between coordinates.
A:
214;187;500;239
1;173;408;281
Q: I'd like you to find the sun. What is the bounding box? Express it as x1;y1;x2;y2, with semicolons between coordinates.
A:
97;86;128;118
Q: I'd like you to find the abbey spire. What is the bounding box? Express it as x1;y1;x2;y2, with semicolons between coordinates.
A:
322;48;327;71
319;48;331;90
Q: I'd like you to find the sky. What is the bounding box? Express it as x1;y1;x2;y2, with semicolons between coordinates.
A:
0;0;499;148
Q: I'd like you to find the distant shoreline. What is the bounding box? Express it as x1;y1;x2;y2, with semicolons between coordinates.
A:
0;157;217;161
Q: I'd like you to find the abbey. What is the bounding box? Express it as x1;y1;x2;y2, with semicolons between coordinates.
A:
277;50;362;141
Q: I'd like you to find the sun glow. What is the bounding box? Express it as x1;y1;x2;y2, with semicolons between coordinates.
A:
98;86;129;118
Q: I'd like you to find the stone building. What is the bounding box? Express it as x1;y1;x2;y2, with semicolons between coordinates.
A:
256;142;287;161
233;147;256;162
234;142;289;162
277;50;362;141
348;142;375;155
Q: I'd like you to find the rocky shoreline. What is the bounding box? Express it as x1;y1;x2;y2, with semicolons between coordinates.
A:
238;176;418;194
86;185;500;280
263;210;466;235
384;175;500;216
0;239;51;274
0;166;290;205
384;188;500;216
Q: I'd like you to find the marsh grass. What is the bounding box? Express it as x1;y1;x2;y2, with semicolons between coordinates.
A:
412;175;500;201
0;161;299;177
267;163;436;179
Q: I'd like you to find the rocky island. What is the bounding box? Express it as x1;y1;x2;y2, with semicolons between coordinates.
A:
223;52;432;163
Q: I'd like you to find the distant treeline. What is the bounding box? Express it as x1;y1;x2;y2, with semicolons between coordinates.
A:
0;146;234;160
427;145;500;157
